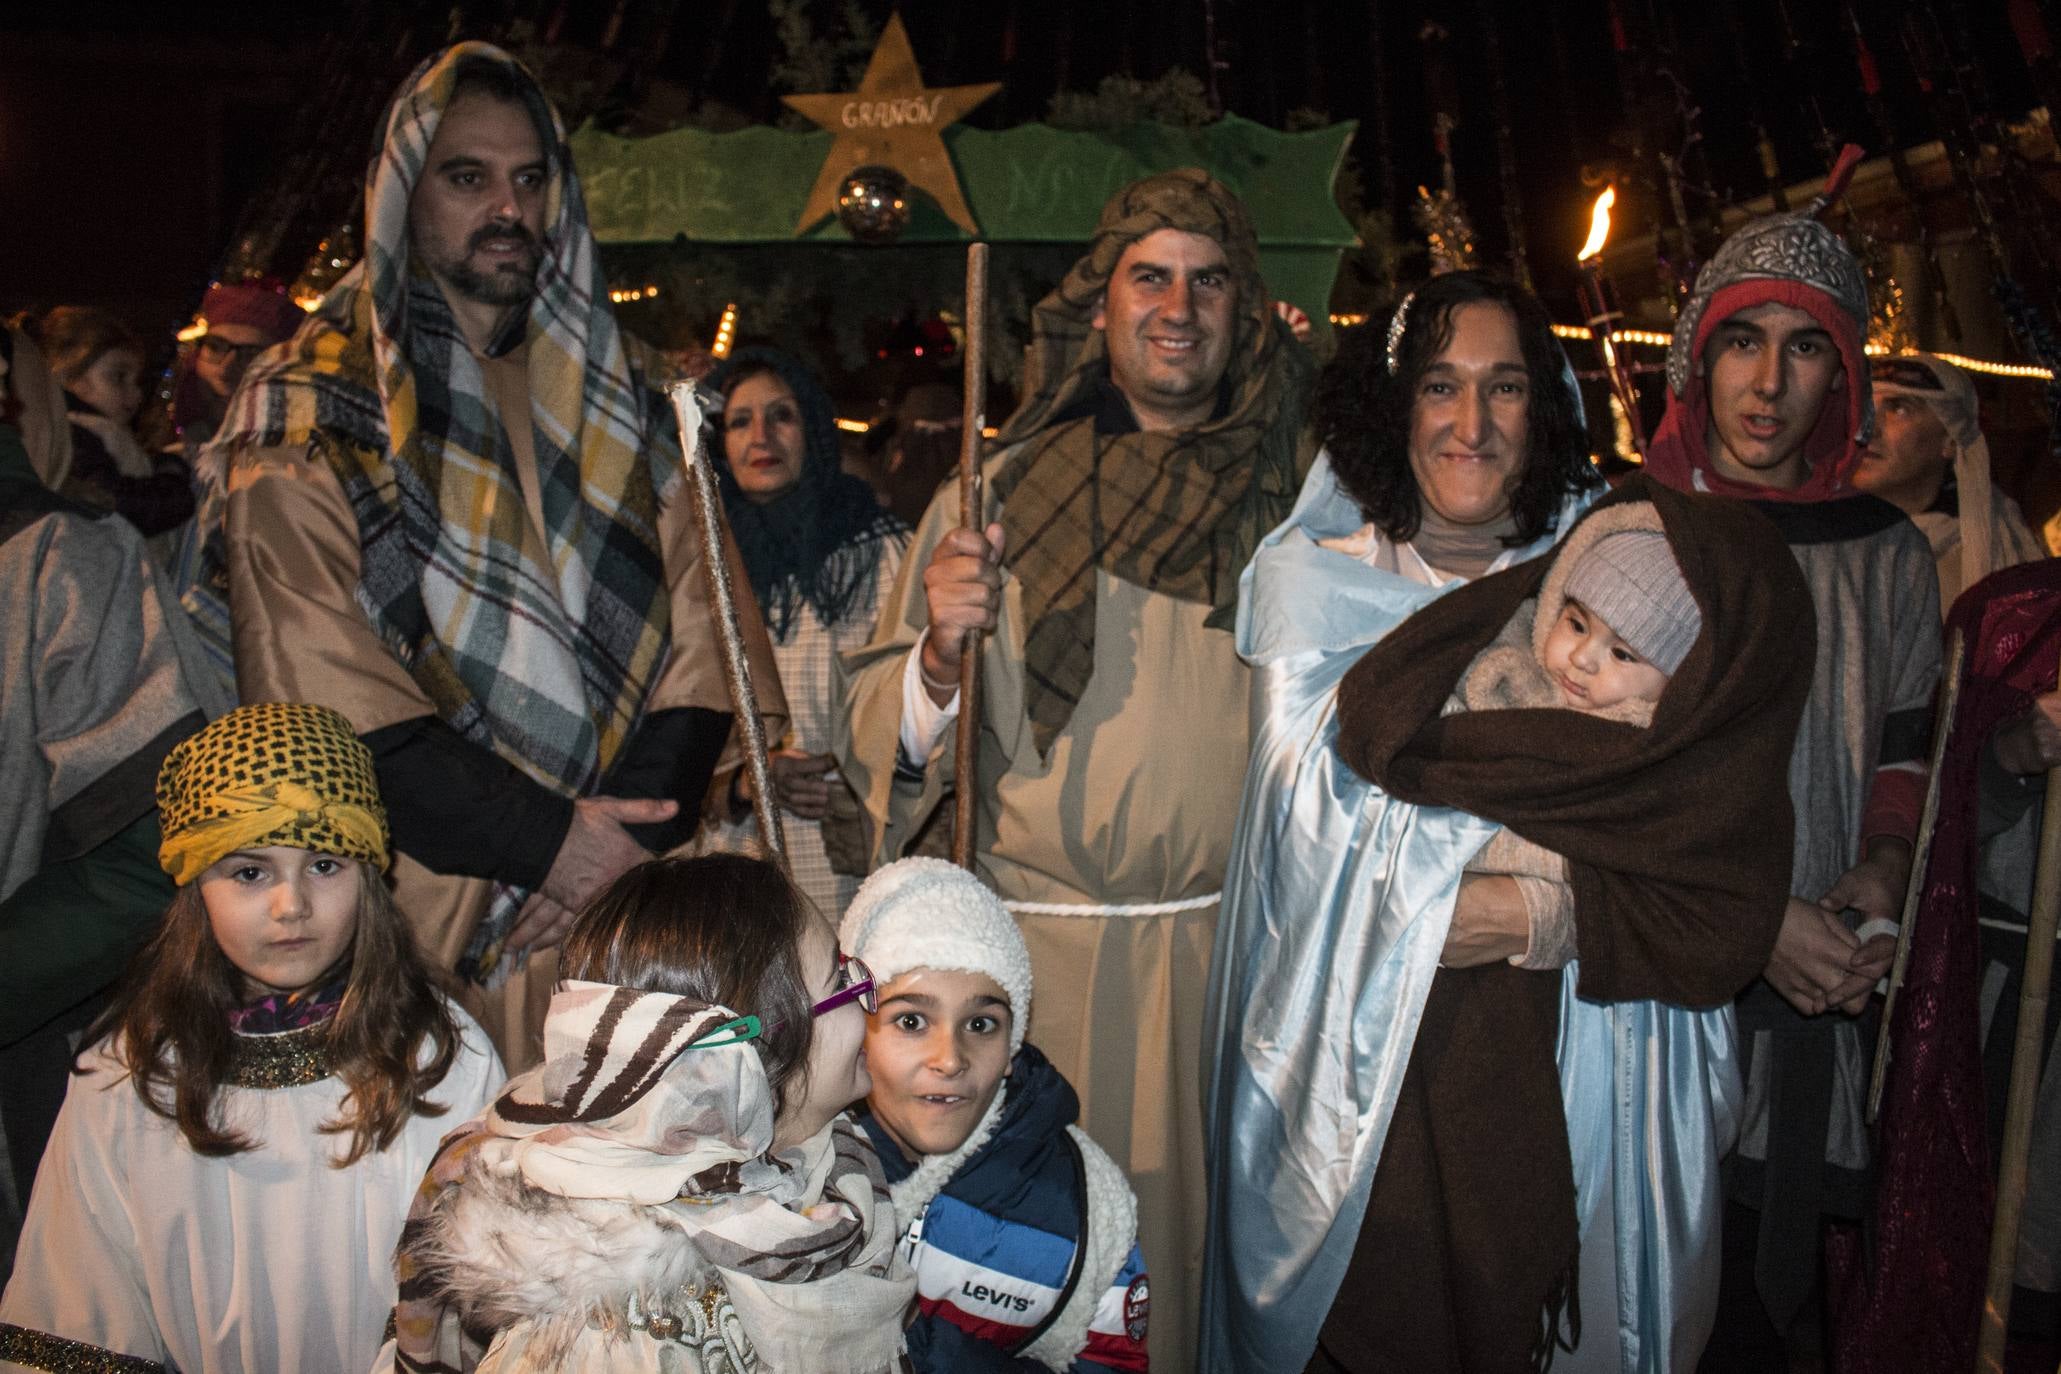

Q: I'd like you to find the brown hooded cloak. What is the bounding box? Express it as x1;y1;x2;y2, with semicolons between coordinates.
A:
1324;474;1817;1370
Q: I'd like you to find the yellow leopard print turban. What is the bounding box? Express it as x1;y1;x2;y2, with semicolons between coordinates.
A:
157;702;390;886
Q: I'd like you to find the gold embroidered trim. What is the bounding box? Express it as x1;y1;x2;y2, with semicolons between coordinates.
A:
0;1323;167;1373
228;1021;335;1089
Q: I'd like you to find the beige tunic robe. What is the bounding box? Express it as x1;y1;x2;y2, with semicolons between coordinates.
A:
225;346;781;1071
838;448;1250;1374
709;533;903;921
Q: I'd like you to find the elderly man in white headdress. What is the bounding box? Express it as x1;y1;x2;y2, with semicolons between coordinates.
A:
1853;352;2046;613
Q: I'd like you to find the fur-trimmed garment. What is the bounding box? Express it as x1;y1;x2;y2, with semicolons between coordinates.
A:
860;1046;1149;1373
1320;475;1816;1371
386;982;913;1374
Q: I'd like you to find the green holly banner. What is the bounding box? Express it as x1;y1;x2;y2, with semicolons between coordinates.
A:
571;114;1358;320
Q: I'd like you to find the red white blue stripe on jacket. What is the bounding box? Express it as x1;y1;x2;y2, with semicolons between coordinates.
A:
909;1191;1149;1371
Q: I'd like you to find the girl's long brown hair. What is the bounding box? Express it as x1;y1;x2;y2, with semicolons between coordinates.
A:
85;864;463;1166
558;853;818;1119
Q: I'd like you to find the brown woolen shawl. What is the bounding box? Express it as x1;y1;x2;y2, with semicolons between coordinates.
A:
989;168;1315;756
1326;474;1817;1369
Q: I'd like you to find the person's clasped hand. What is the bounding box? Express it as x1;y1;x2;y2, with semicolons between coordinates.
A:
1993;689;2061;777
769;749;838;820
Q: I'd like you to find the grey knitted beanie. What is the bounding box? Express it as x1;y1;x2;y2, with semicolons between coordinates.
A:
1561;529;1701;675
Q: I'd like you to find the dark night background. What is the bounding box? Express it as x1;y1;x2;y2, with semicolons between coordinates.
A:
2;0;2043;329
5;0;2055;527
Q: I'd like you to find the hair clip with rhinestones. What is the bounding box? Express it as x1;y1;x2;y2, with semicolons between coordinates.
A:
1385;291;1416;376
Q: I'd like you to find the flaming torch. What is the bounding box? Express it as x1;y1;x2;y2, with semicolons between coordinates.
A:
1575;187;1649;458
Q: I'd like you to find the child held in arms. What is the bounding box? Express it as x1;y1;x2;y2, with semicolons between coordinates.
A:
1307;474;1815;1370
0;702;504;1374
841;859;1152;1372
1453;501;1710;971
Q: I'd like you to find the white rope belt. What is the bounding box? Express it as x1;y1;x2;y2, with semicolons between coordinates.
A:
1003;892;1222;918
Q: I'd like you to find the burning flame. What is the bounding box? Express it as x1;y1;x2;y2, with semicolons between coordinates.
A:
1577;187;1615;262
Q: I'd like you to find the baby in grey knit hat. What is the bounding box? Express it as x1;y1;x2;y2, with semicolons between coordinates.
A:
1538;525;1700;715
1453;502;1702;969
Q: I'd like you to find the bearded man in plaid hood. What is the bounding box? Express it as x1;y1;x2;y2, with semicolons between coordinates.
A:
837;167;1316;1373
208;44;781;1068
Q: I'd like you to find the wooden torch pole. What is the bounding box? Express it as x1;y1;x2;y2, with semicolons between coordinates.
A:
1978;657;2061;1370
951;242;989;871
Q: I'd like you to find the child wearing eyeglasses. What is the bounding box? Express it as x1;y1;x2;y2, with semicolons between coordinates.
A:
842;858;1151;1373
382;852;914;1374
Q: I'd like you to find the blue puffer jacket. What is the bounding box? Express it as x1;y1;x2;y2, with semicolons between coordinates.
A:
858;1045;1150;1373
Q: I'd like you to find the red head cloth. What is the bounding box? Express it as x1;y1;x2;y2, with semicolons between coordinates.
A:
1644;145;1873;504
197;282;307;345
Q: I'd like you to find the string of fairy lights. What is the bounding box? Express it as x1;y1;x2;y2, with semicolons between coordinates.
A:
578;272;2049;442
1325;315;2054;381
671;299;2056;437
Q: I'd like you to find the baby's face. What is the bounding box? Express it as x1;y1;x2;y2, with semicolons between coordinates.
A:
1540;598;1672;711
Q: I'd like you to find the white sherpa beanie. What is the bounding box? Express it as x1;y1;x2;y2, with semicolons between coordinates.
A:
839;858;1033;1056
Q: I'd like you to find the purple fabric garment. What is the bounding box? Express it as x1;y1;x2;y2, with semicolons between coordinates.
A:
228;971;348;1036
1831;559;2061;1369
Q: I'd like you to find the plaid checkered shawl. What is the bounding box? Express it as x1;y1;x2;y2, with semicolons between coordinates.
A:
205;43;674;979
990;168;1314;755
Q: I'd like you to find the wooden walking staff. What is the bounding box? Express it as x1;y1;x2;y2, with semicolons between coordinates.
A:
666;380;787;864
952;242;989;871
1867;629;1965;1123
1978;656;2061;1371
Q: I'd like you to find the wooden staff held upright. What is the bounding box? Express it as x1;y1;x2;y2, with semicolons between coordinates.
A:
952;243;989;871
667;380;787;865
1978;655;2061;1371
1867;629;1965;1124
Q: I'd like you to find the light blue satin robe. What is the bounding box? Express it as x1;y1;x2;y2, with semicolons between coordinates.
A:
1199;457;1738;1373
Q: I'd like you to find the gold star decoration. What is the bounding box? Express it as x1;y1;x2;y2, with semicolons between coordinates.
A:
781;14;1000;237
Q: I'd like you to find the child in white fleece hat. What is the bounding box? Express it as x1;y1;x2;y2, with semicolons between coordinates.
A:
841;858;1152;1372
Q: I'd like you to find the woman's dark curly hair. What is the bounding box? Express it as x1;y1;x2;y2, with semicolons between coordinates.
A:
1318;270;1599;548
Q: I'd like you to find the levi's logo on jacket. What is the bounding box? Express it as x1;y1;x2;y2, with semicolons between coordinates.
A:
961;1281;1035;1314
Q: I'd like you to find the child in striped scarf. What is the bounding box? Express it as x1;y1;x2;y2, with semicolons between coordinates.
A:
384;853;914;1373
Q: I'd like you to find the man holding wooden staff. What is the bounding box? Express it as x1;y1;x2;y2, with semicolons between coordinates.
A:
838;168;1314;1373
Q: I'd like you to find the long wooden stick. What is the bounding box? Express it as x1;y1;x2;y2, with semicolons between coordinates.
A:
951;243;989;871
1978;656;2061;1371
1868;629;1965;1123
667;380;786;864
